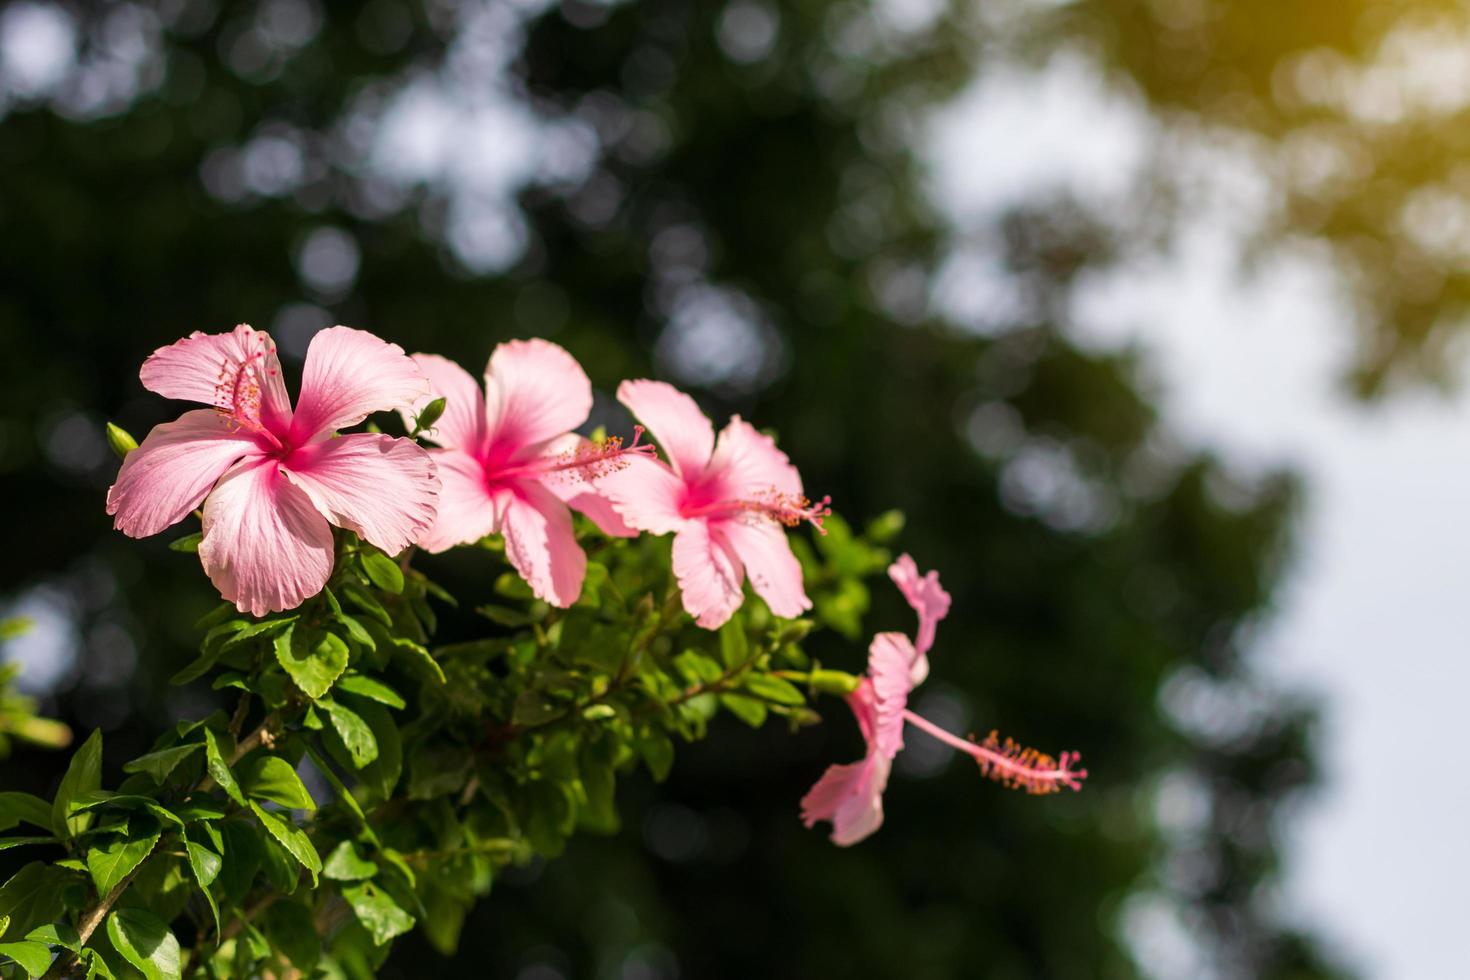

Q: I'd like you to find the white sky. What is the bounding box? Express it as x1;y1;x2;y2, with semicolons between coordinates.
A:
929;52;1470;980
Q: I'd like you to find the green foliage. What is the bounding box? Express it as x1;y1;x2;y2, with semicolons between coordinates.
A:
0;516;882;977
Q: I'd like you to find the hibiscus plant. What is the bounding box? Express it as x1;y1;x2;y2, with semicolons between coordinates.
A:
0;325;1085;979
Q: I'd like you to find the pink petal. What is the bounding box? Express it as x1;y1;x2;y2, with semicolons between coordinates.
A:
404;353;486;452
416;450;497;553
535;434;638;538
198;458;335;616
672;521;745;629
799;755;891;846
500;481;588;608
282;433;439;556
887;554;951;683
616;379;713;479
106;410;264;538
707;416;802;498
718;518;811;619
597;455;689;535
292;327;428;439
139;325;292;433
483;339;592;454
866;632;916;760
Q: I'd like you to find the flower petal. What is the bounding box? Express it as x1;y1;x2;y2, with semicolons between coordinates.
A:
887;554;951;683
292;327;428;439
671;521;745;629
800;755;891;847
616;380;714;479
139;325;292;433
405;450;495;553
597;456;688;535
707;416;802;497
483;340;592;454
867;632;916;760
282;433;439;556
718;518;810;619
499;481;587;608
198;458;335;617
404;353;486;452
106;409;264;538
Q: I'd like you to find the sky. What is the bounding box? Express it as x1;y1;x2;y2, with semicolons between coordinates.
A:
928;51;1470;980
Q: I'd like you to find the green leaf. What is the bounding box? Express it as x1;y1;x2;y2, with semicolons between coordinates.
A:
202;728;244;806
106;908;181;980
0;794;55;834
360;551;404;594
121;743;202;784
324;589;376;651
341;881;415;946
720;693;768;728
322;841;377;882
166;533;200;553
248;803;320;884
334;675;404;708
263;900;319;972
639;729;674;783
0;939;50;976
238;756;316;812
302;745;377;845
743;674;806;706
274;624;349;700
0;837;58;853
389;638;445;685
86;822;160;897
52;729;103;838
184;842;221;936
0;865;69;941
339;582;392;627
321;700;378;768
23;923;78;951
718;619;750;670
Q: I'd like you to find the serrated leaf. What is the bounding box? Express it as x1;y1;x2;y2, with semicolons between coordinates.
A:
52;729;102;838
360;551;404;594
320;701;378;768
322;841;376;882
86;822;160;897
390;638;445;684
106;908;181;980
237;756;315;812
341;881;414;946
202;728;244;806
23;922;78;951
0;939;50;976
274;624;349;700
122;743;202;784
334;675;404;708
248;803;320;884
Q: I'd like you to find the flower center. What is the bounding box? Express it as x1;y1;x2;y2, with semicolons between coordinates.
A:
213;334;284;448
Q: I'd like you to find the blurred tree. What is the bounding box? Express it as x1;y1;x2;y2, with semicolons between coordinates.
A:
0;0;1375;976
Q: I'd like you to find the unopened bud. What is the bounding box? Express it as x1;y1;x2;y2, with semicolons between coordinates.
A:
413;397;446;435
106;422;138;459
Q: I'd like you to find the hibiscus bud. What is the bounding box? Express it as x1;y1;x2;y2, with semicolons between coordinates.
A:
865;509;905;544
808;669;861;697
106;422;138;459
412;396;446;436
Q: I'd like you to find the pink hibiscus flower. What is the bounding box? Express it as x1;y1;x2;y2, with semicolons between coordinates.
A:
598;380;830;629
403;339;653;608
801;555;1086;846
107;324;439;617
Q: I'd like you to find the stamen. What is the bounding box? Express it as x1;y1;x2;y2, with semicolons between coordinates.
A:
903;711;1087;795
745;490;832;534
212;330;277;434
508;426;660;483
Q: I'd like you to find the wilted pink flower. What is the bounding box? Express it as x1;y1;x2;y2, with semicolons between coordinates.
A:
599;380;830;629
107;324;439;616
404;340;651;607
801;555;1086;846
